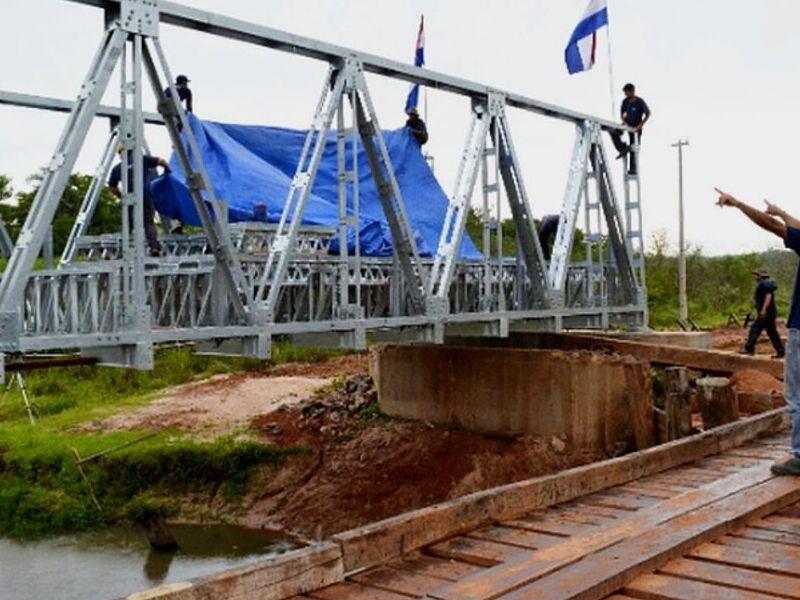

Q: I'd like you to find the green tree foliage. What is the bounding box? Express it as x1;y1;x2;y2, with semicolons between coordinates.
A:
0;175;12;204
0;172;120;255
645;228;798;328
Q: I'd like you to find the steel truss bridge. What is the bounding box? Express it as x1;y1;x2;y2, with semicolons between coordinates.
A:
0;0;647;376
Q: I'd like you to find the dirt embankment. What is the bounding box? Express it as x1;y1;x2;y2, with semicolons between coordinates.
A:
83;353;597;541
244;375;599;540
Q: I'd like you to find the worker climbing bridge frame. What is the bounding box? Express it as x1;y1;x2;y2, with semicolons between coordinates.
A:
0;0;647;375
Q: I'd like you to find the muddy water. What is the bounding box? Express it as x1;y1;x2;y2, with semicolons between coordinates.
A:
0;524;296;600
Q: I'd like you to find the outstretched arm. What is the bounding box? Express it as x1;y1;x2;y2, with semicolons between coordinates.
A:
764;200;800;229
715;188;786;239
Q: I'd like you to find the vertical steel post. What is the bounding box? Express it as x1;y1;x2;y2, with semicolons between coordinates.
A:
672;139;689;322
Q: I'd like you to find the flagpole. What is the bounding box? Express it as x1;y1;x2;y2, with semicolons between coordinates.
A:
604;3;617;120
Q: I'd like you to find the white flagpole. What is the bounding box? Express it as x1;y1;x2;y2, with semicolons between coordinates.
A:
604;4;617;120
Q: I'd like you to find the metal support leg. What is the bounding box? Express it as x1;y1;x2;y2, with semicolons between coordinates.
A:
429;101;489;306
549;123;591;294
60;127;120;266
491;99;550;309
142;38;250;323
256;64;347;318
590;133;638;305
350;64;428;315
0;27;127;345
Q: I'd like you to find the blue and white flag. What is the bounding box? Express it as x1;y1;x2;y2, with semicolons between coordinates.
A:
564;0;608;74
404;15;425;113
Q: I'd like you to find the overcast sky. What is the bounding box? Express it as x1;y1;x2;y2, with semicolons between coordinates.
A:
1;0;798;256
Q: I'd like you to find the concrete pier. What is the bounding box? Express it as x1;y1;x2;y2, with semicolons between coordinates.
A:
371;344;652;453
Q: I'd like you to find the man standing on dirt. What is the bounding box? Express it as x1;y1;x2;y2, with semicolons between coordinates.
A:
716;188;799;475
742;268;784;358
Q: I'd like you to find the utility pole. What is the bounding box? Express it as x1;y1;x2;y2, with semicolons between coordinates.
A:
672;140;689;323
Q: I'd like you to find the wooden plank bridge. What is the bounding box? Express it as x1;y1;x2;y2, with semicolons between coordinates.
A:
288;427;800;600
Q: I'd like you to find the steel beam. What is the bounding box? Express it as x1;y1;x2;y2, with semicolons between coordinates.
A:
63;0;633;133
0;90;163;124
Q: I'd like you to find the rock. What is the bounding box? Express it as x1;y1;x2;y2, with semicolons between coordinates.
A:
549;436;567;454
262;422;283;435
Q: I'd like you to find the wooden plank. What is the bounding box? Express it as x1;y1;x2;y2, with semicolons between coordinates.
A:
664;367;692;441
659;557;800;599
349;566;448;597
584;490;661;511
309;582;410;599
535;333;785;378
571;504;631;520
622;573;777;600
617;483;680;500
331;408;788;572
390;553;482;582
427;536;530;567
502;516;596;537
689;542;800;577
428;468;793;600
752;514;800;535
714;534;800;555
625;360;656;450
732;525;800;547
127;542;344;600
697;377;739;429
466;525;564;550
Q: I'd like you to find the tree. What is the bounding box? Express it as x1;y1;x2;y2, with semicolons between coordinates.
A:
0;172;120;256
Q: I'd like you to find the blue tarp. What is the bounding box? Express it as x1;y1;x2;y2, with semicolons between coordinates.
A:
150;114;480;259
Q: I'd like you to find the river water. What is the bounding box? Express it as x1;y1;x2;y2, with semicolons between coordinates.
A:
0;524;297;600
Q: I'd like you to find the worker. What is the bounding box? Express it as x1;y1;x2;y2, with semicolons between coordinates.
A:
406;107;428;146
164;74;193;113
716;189;800;476
742;268;784;358
108;147;171;257
610;83;650;176
538;214;560;260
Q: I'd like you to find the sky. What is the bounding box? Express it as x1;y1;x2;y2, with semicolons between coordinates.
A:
1;0;799;256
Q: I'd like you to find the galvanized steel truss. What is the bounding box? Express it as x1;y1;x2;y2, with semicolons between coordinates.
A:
0;0;647;376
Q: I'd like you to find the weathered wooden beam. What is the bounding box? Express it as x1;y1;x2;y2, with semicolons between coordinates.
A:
119;542;343;600
429;465;789;600
330;408;788;573
451;333;785;379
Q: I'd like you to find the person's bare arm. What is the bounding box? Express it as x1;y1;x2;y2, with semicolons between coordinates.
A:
760;292;772;318
764;200;800;229
715;188;786;239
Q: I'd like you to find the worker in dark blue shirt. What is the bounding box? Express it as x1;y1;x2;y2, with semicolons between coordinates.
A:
406;107;428;146
538;214;560;260
717;188;800;476
165;74;193;113
108;148;171;256
743;268;784;357
610;83;651;175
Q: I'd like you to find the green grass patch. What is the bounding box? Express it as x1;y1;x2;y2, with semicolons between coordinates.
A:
0;342;340;539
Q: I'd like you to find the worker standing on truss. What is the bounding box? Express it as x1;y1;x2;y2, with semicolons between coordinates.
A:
610;83;650;175
404;16;428;147
108;147;171;257
165;74;193;113
716;189;800;476
405;107;428;146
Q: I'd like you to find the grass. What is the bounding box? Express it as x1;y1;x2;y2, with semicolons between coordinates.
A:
0;341;343;538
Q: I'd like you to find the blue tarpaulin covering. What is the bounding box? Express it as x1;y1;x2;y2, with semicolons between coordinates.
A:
150;114;480;259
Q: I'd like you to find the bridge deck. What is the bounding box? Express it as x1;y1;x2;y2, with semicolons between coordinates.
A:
291;433;800;600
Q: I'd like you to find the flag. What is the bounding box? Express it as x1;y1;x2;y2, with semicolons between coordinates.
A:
404;15;425;113
564;0;608;75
